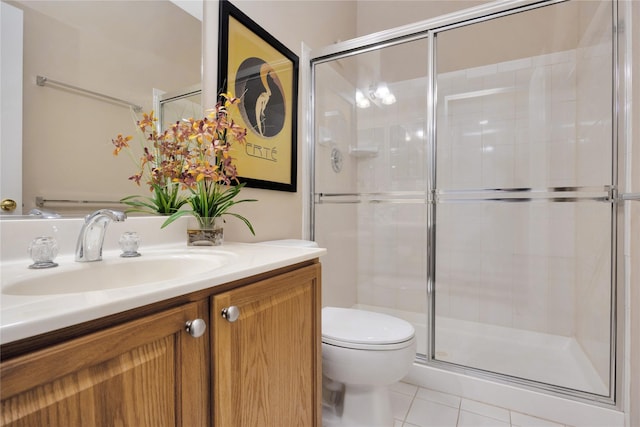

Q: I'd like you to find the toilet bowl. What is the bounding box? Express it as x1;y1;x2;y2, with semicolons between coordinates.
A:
322;307;416;427
259;240;416;426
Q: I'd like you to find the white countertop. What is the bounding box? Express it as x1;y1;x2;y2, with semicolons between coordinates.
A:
0;216;325;345
0;242;325;345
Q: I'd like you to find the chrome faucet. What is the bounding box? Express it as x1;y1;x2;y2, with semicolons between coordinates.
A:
75;209;126;262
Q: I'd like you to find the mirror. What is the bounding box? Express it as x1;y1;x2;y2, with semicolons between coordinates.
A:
4;0;202;216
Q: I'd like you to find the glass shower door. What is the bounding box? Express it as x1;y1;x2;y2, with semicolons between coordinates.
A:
313;38;430;346
432;0;615;397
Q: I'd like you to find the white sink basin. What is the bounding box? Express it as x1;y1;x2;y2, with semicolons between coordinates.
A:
2;252;231;296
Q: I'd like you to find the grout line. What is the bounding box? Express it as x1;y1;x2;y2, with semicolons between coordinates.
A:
403;389;418;425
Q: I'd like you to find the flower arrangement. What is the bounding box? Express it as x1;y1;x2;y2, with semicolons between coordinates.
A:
112;93;256;235
111;111;187;216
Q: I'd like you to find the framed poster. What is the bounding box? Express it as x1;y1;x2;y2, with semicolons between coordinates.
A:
218;0;298;192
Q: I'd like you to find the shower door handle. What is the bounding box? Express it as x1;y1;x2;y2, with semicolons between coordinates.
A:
621;192;640;201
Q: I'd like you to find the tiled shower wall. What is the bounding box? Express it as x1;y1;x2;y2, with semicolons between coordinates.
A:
354;76;429;317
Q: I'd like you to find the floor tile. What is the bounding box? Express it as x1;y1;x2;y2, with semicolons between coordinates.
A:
405;398;460;427
460;399;510;423
458;410;511;427
511;411;564;427
416;387;461;409
392;381;420;397
391;390;414;421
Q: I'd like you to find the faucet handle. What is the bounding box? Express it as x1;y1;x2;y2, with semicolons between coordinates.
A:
28;236;59;269
119;231;141;257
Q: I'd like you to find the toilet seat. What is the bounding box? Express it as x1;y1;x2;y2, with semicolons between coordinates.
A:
322;307;415;351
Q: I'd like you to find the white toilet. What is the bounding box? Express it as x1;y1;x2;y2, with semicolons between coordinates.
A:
322;307;416;427
259;240;417;427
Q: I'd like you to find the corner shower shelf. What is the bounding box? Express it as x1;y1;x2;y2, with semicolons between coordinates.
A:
349;146;379;157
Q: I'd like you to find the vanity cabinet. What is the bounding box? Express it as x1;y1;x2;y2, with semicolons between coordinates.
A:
0;259;322;427
0;301;209;427
212;262;322;427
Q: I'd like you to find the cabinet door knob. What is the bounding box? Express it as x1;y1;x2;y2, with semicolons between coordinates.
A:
221;306;240;322
185;318;207;338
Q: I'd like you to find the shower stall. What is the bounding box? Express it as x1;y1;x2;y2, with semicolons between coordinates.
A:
310;0;629;413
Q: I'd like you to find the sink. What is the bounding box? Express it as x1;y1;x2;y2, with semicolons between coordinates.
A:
2;252;231;296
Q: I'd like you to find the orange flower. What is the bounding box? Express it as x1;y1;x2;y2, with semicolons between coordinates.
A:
138;111;156;130
128;172;142;186
111;134;132;155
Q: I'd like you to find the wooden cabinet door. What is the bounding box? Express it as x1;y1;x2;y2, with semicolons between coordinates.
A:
1;302;209;427
212;263;322;427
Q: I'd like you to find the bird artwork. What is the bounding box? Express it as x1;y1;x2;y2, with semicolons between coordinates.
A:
235;57;286;139
255;63;276;136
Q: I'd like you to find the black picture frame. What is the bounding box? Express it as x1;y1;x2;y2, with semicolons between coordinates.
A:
218;0;298;192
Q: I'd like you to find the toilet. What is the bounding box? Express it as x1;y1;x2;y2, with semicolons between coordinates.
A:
322;307;416;427
259;240;417;427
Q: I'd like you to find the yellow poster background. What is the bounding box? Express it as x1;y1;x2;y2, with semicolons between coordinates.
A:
227;16;294;186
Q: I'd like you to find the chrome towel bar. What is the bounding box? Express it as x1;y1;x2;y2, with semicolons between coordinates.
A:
36;196;124;208
36;75;142;112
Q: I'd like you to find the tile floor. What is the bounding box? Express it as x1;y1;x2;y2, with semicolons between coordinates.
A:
390;382;574;427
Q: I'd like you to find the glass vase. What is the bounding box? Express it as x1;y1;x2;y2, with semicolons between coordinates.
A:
187;217;223;246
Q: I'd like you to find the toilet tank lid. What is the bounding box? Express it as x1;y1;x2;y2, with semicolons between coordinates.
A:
322;307;415;345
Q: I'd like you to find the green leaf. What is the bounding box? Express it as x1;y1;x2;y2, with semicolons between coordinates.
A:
161;210;196;229
225;212;256;235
